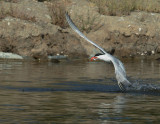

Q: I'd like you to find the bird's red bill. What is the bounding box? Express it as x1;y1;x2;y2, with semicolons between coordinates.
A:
90;57;97;61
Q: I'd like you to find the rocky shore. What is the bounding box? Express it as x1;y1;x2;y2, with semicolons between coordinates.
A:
0;0;160;60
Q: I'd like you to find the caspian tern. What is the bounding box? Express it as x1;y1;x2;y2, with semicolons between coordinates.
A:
65;13;132;91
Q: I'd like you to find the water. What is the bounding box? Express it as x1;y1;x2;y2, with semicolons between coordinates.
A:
0;59;160;123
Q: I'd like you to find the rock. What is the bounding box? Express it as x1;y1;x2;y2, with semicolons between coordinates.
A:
0;52;23;59
48;55;67;59
0;0;51;23
0;0;160;60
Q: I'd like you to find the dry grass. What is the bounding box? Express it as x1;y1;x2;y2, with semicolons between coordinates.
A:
89;0;160;16
135;0;160;12
73;9;103;33
48;1;69;28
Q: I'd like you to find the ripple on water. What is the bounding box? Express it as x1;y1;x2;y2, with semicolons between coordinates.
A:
0;60;159;123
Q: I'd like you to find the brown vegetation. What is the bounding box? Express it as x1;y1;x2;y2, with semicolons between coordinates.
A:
73;9;103;33
47;1;69;28
0;37;17;53
89;0;160;16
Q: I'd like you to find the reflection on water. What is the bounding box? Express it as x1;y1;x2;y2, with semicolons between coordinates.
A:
0;59;159;123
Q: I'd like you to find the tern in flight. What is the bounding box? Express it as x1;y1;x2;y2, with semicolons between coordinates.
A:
65;13;132;91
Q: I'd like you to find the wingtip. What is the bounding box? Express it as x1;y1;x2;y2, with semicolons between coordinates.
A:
65;11;68;16
65;11;70;19
65;12;68;18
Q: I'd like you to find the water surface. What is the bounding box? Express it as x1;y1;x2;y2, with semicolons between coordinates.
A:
0;59;160;123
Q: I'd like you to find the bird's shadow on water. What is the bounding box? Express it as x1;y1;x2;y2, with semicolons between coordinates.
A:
2;77;160;96
52;78;160;96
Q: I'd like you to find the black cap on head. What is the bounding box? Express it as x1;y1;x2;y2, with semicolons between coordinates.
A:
94;53;103;57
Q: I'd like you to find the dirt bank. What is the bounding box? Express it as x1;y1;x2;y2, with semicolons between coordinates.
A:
0;0;160;60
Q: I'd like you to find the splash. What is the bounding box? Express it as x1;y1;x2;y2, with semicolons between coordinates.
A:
126;79;160;95
131;82;160;91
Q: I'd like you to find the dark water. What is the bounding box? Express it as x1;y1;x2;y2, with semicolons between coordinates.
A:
0;59;160;123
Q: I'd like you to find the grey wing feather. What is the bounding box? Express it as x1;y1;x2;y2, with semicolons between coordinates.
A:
112;57;126;77
111;57;132;88
65;13;107;54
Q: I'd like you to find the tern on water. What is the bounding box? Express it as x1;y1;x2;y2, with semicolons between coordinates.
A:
65;13;132;91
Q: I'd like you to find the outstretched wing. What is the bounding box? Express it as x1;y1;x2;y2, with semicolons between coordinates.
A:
65;12;132;90
65;13;107;54
65;12;126;73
